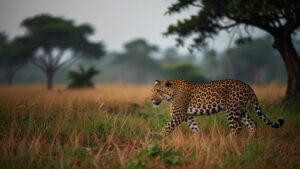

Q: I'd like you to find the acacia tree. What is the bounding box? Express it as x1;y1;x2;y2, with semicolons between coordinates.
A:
20;14;105;89
164;0;300;99
0;33;33;84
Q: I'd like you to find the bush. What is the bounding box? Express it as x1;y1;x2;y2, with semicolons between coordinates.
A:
67;65;99;89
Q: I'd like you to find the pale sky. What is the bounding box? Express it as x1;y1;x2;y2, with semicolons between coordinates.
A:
0;0;264;53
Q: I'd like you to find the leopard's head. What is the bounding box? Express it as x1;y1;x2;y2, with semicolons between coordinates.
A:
151;80;174;108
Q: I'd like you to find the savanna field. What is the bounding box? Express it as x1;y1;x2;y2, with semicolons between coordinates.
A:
0;83;299;169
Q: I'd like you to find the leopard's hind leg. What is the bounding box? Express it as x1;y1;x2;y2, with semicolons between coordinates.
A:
239;110;257;137
225;108;242;136
186;116;199;133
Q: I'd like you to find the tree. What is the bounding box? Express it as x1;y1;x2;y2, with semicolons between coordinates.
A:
68;65;99;88
162;47;181;63
0;33;33;84
114;39;160;83
0;33;8;83
162;63;207;83
20;14;105;89
222;37;286;84
201;49;221;80
164;0;300;99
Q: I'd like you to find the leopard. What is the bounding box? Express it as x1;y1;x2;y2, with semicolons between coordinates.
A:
151;79;284;137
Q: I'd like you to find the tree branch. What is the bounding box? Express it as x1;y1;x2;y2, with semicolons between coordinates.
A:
219;23;239;30
31;58;46;72
191;2;203;8
45;50;53;68
54;55;78;72
53;49;65;68
226;13;278;36
213;1;278;36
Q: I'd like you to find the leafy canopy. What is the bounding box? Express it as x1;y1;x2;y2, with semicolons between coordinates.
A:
0;33;33;67
164;0;300;49
21;14;105;58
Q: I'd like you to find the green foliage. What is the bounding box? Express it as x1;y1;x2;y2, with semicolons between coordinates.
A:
126;144;182;169
223;139;279;169
68;65;100;88
161;47;181;63
21;14;105;57
235;37;253;45
83;115;111;135
0;33;33;84
149;113;169;131
0;154;31;169
242;140;262;162
162;63;207;83
144;144;161;157
198;36;291;84
165;0;300;49
222;37;286;84
281;94;300;112
67;147;91;168
113;39;160;83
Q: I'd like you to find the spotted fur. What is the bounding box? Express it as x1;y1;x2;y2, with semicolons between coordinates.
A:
151;79;284;137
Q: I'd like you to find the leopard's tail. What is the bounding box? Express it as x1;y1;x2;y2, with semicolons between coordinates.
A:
249;88;284;128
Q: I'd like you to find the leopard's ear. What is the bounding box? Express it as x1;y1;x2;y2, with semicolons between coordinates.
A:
165;81;172;87
154;80;160;85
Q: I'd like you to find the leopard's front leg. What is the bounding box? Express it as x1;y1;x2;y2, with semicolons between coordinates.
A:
160;113;186;137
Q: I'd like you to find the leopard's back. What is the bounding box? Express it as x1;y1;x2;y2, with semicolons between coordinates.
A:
187;79;253;115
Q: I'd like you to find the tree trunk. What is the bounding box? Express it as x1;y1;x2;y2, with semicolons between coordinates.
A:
273;34;300;98
46;69;54;90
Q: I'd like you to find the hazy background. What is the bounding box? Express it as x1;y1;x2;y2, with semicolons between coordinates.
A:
0;0;298;86
0;0;203;52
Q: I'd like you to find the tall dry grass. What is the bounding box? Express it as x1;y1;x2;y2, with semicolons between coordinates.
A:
252;82;286;104
0;84;151;106
0;83;299;169
0;82;285;108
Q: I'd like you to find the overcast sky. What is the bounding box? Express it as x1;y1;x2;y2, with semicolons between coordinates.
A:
0;0;264;54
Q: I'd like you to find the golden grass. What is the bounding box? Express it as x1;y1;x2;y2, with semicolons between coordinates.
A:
0;82;285;106
252;82;286;104
0;84;151;105
0;83;299;169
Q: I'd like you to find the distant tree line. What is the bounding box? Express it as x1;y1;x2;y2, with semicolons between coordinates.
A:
1;28;290;86
202;37;290;84
0;13;296;89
